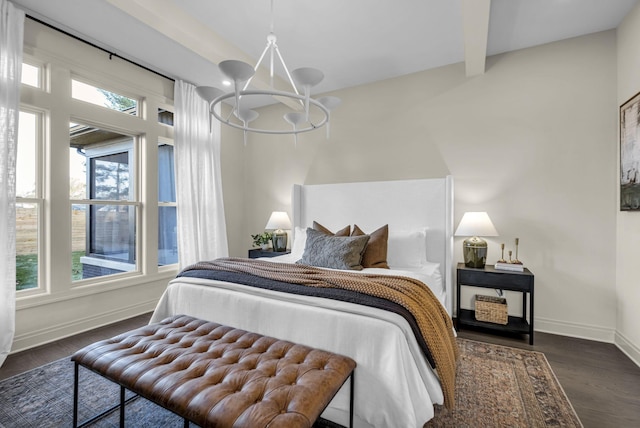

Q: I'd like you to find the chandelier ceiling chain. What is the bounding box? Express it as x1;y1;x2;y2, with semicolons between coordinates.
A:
195;0;340;145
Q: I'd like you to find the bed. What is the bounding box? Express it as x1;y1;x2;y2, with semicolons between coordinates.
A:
150;177;455;427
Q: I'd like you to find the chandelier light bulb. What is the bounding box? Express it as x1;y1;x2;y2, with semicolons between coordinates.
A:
317;96;341;138
195;86;224;132
218;60;255;114
235;108;259;146
284;111;305;147
291;67;324;121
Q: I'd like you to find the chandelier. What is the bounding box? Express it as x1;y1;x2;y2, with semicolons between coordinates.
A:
195;0;340;145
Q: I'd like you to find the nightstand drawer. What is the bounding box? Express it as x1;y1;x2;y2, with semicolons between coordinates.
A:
248;249;290;259
458;269;532;291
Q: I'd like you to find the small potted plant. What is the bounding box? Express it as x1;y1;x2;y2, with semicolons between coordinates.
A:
251;232;272;250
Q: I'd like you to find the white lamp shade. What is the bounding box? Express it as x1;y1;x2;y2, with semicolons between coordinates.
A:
234;108;259;123
218;60;255;82
454;212;498;237
317;96;341;111
265;211;292;230
291;67;324;88
284;112;305;126
195;86;224;103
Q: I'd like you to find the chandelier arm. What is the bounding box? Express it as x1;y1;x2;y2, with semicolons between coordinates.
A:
270;42;275;87
274;45;302;98
223;104;235;122
243;41;272;92
210;90;329;135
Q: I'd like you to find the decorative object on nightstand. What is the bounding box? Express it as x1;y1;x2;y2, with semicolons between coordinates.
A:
474;295;508;325
498;243;507;263
495;238;524;272
265;211;291;252
251;232;273;250
454;212;499;269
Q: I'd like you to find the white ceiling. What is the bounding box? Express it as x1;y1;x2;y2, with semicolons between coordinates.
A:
12;0;639;98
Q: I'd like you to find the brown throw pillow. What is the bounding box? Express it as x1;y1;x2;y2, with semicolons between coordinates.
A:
313;221;351;237
352;224;390;269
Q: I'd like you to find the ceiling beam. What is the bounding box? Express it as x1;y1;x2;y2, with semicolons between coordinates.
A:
105;0;300;110
461;0;491;77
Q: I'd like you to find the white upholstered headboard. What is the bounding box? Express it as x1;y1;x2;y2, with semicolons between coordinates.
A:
291;177;454;315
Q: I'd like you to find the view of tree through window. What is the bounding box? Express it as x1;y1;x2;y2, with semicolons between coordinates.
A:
71;79;138;115
91;152;130;200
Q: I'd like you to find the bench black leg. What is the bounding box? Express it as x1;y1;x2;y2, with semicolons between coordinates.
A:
349;370;355;428
120;385;126;427
73;362;79;428
73;363;139;428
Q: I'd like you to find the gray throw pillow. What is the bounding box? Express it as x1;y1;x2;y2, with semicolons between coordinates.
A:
297;228;370;270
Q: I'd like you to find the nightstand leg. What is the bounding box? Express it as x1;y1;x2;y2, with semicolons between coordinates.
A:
529;292;534;345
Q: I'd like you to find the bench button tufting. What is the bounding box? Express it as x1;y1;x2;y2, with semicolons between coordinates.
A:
71;315;356;428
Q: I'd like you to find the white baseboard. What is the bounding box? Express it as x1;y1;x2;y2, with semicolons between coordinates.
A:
614;330;640;368
534;316;616;343
534;318;616;343
10;300;157;354
536;316;640;368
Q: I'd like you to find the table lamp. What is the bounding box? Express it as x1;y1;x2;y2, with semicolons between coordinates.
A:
454;212;498;268
265;211;291;252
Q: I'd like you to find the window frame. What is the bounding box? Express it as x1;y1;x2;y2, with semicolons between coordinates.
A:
157;136;177;269
69;129;142;283
16;22;176;305
15;106;46;296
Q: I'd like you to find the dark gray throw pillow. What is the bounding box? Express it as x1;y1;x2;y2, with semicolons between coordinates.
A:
297;228;370;270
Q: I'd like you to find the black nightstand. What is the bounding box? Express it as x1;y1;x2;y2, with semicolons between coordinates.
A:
248;249;291;259
456;263;535;345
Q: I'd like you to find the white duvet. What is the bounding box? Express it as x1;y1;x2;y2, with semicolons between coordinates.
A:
150;257;447;428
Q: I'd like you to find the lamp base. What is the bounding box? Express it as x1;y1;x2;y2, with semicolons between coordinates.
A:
462;236;488;268
271;230;288;252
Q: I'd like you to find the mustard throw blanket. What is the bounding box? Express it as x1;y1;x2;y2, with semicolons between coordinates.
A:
182;258;459;409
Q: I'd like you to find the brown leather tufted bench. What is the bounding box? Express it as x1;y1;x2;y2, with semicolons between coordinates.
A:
71;314;356;428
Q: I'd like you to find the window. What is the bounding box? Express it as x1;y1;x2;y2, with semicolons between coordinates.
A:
15;109;43;291
72;79;138;115
21;61;41;88
158;142;177;266
16;19;176;299
158;108;174;126
70;126;138;280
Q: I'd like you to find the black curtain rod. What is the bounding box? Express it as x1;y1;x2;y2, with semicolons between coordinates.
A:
26;14;175;83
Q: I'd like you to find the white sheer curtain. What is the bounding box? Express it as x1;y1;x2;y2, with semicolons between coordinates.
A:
174;80;228;269
0;0;24;367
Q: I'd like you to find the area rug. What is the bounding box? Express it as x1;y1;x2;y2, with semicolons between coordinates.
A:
0;338;582;427
425;339;583;428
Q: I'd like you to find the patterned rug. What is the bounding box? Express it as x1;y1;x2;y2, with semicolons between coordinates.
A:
0;338;581;427
425;339;583;427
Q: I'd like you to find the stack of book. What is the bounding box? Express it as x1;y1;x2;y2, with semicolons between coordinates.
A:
494;262;524;272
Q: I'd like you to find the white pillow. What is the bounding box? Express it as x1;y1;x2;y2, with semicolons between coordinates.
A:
386;228;428;267
291;226;307;258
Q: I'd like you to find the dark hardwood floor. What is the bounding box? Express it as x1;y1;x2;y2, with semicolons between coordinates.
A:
0;312;152;381
1;314;639;427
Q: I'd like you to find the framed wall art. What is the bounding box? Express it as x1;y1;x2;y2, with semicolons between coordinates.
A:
620;91;640;211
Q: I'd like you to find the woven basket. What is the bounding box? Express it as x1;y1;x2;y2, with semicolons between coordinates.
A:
475;295;508;325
